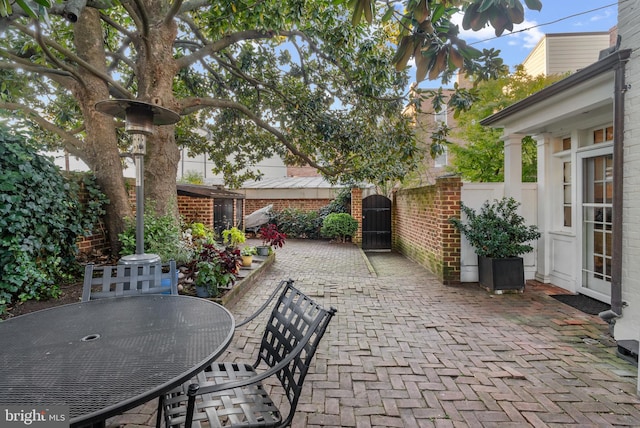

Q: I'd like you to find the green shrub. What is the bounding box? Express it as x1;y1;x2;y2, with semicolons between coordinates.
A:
0;128;106;313
221;226;246;248
449;197;541;258
270;189;352;239
118;203;185;263
321;213;358;243
271;208;320;238
188;222;216;243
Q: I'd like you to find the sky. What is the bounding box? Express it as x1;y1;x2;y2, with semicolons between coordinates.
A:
455;0;618;69
413;0;618;85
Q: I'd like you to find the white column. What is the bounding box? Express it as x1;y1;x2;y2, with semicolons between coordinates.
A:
535;133;552;283
503;133;524;202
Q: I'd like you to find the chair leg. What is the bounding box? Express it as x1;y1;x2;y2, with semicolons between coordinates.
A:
155;396;164;428
185;383;200;428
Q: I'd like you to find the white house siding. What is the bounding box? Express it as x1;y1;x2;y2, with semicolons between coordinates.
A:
618;0;640;391
521;36;547;76
177;150;287;185
522;33;610;77
546;34;611;75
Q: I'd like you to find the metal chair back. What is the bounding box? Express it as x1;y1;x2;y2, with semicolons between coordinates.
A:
253;282;336;426
159;281;336;428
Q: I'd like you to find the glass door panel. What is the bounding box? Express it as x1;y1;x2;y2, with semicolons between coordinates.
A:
581;154;613;298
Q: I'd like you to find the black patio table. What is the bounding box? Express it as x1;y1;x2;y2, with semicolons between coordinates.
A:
0;294;235;427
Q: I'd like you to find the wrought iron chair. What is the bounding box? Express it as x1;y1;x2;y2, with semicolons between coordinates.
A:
81;260;178;302
234;278;291;329
157;280;336;428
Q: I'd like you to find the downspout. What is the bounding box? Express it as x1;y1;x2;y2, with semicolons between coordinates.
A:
611;52;628;318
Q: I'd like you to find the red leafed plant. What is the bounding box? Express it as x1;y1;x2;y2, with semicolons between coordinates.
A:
259;224;286;248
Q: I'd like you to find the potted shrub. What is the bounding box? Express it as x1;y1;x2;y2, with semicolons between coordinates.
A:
221;226;246;249
257;224;286;256
240;245;257;267
189;244;241;297
450;197;541;293
194;261;221;297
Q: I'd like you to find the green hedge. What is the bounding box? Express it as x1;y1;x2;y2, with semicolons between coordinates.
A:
0;128;106;313
269;188;351;239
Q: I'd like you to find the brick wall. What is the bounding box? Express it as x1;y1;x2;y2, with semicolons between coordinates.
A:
392;176;462;284
619;1;640;368
77;185;218;257
245;199;331;214
177;195;214;228
77;227;109;254
351;188;363;244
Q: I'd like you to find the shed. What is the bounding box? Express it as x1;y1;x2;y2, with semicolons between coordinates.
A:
177;184;245;235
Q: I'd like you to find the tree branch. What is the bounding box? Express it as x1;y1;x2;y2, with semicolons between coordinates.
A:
176;29;277;69
34;21;87;88
178;97;332;176
0;101;86;158
164;0;183;26
10;21;133;98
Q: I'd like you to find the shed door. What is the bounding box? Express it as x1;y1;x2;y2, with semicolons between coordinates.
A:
362;195;391;250
214;199;234;236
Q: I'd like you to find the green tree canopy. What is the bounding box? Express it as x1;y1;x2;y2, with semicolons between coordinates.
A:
0;0;544;249
449;65;566;182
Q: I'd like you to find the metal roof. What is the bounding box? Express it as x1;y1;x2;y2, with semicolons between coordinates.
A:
240;176;347;189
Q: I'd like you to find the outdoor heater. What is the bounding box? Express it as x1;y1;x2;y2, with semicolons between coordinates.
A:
95;99;180;265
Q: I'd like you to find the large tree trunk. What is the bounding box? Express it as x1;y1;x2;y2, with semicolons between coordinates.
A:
146;128;180;217
135;6;181;218
73;8;133;254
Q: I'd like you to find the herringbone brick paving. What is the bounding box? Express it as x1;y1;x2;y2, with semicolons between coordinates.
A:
108;240;640;427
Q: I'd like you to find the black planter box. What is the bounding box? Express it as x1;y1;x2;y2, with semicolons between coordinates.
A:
478;256;524;293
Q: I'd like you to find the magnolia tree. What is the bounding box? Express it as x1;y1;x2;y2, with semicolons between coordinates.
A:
0;0;543;251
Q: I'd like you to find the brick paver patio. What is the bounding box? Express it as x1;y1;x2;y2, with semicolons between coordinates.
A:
108;239;640;427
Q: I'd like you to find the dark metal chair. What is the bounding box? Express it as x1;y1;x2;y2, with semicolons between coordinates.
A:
234;279;291;329
81;260;178;302
157;280;336;428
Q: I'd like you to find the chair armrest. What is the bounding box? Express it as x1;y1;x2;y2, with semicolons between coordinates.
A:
234;279;291;328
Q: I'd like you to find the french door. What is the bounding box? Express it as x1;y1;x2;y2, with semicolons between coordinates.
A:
579;149;613;302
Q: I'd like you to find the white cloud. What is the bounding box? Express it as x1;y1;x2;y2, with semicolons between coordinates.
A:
452;12;544;50
590;9;613;23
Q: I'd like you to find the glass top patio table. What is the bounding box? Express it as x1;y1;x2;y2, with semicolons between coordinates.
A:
0;294;235;427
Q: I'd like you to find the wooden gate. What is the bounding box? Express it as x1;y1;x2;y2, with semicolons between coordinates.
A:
362;195;392;250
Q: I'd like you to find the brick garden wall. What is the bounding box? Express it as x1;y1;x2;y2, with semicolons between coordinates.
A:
77;186;218;257
78;192;340;256
392;176;462;285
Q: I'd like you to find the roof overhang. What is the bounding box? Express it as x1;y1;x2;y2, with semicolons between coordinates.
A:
177;184;245;199
481;49;631;137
